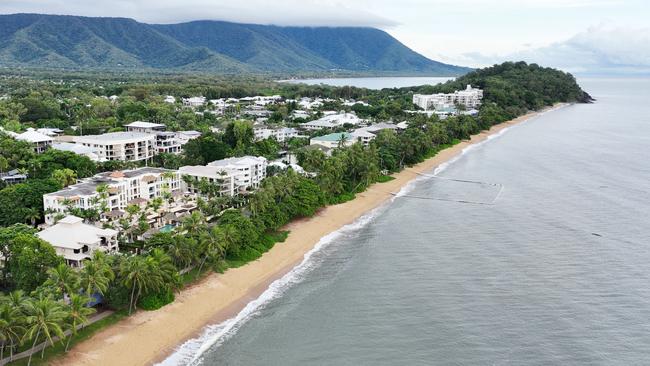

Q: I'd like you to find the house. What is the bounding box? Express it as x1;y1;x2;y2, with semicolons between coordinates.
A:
51;142;103;162
74;132;156;162
37;215;118;268
37;128;64;137
125;121;166;134
43;167;183;225
15;128;53;153
0;169;27;185
310;132;355;149
350;129;377;146
175;130;201;145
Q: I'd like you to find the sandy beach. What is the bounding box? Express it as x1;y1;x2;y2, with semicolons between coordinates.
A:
52;104;565;366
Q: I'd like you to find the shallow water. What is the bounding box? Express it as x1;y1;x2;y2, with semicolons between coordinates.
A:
165;77;650;365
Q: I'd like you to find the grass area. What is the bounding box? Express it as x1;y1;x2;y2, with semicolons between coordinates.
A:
8;311;127;366
376;175;396;183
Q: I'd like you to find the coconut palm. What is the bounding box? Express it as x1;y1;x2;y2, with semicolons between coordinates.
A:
181;211;206;233
23;295;67;365
196;226;227;277
51;168;77;188
43;263;80;300
0;302;25;361
120;256;163;315
23;208;41;227
79;256;114;297
166;236;197;270
64;294;96;352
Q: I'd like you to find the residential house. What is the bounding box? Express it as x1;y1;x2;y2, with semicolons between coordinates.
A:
15;128;53;153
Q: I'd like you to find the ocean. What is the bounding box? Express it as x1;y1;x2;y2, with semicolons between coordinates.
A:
163;77;650;365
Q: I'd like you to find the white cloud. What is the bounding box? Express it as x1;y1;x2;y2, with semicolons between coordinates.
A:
459;25;650;74
0;0;398;27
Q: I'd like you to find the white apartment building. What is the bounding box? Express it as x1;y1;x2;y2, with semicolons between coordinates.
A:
413;85;483;111
37;215;118;268
302;112;363;130
209;156;267;192
178;165;236;197
254;127;299;142
43;167;183;225
15;128;53;153
75;132;156;162
125;121;166;134
183;96;207;108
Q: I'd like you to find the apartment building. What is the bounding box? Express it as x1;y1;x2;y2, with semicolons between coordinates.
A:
74;132;156;162
253;127;299;142
43;167;182;225
413;84;484;111
124;121;166;134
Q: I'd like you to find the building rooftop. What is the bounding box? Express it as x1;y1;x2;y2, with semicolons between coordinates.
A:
311;132;353;142
75;132;155;143
208;156;267;168
37;215;117;250
125;121;166;129
16;128;53;143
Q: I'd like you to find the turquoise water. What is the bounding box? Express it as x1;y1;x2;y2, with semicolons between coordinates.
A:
160;224;175;233
162;78;650;366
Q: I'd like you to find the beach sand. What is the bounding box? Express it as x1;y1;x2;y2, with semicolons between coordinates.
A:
53;105;565;366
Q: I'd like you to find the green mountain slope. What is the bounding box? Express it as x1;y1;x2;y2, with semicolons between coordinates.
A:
0;13;469;75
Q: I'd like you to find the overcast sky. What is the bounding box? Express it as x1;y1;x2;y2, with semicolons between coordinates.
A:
1;0;648;73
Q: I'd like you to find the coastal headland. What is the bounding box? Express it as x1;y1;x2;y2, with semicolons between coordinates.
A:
53;104;566;366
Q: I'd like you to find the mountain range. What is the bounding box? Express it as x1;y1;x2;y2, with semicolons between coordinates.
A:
0;13;469;75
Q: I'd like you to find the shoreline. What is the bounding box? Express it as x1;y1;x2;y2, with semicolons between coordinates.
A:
53;104;567;366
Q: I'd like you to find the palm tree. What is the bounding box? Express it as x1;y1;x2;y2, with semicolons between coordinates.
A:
182;211;206;233
51;168;77;188
79;259;114;298
120;256;162;315
148;249;179;290
197;226;227;277
43;263;80;300
64;294;96;352
23;295;67;365
166;236;197;270
0;302;25;361
24;208;41;227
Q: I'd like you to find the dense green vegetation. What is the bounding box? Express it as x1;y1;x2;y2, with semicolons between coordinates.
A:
0;61;590;363
0;14;468;75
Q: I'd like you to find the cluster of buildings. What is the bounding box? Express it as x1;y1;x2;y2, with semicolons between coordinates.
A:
39;154;269;267
413;85;483;113
309;122;400;150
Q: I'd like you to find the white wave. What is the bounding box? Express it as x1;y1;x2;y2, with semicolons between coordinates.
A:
157;201;393;366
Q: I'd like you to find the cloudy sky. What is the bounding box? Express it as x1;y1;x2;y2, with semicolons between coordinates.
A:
1;0;648;74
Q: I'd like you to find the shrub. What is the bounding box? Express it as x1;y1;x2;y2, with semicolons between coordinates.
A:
138;289;175;311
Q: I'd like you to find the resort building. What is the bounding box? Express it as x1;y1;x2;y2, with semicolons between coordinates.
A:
253;127;299;142
413;85;483;111
208;156;268;191
51;142;104;162
43;167;183;225
15;128;53;153
74;132;156;162
154;132;182;154
310;132;355;149
37;215;118;268
302;112;364;130
125;121;166;134
178;165;236;197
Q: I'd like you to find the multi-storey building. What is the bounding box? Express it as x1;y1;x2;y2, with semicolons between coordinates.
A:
124;121;166;134
37;215;118;268
43;167;182;225
74;132;156;162
208;156;267;191
413;84;483;111
253;127;299;142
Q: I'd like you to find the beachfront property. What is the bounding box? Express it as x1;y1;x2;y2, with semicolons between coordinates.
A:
180;155;268;196
253;127;299;142
36;215;118;268
43;167;183;225
74;132;156;162
310;132;355;149
51;142;104;162
413;84;483;111
15;128;53;153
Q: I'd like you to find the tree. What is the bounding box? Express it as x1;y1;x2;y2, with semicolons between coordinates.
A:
166;236;197;270
51;168;77;188
43;263;80;300
5;234;63;292
23;295;67;365
0;300;25;361
120;256;162;315
63;294;96;352
79;252;115;297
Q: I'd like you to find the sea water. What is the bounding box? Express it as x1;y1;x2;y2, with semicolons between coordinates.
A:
163;77;650;365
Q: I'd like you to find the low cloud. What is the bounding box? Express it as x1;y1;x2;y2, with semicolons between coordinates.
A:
461;25;650;74
0;0;399;27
